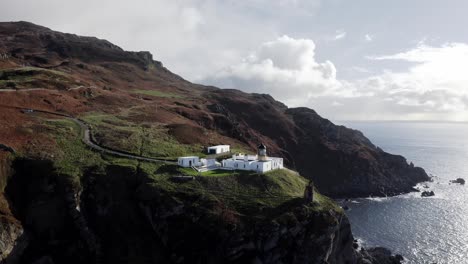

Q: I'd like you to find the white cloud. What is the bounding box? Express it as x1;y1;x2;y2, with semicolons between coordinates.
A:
206;37;468;122
205;35;365;107
205;36;326;96
365;34;373;42
334;30;347;40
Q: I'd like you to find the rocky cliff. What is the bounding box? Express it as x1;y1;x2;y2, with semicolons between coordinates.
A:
0;158;403;264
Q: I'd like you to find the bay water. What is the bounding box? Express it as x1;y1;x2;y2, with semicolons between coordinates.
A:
338;122;468;264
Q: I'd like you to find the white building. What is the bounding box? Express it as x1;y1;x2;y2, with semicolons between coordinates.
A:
178;156;218;169
221;144;283;173
207;145;230;155
178;144;283;173
178;156;202;167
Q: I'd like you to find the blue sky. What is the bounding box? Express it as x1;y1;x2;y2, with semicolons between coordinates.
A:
2;0;468;121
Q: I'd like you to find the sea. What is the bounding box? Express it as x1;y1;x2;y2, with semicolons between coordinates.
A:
337;121;468;264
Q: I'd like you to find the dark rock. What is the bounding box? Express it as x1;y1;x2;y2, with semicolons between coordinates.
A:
342;205;350;211
170;175;196;182
421;191;435;197
358;247;404;264
450;178;465;185
0;143;15;153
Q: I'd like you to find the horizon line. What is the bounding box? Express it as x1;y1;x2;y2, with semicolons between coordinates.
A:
335;120;468;124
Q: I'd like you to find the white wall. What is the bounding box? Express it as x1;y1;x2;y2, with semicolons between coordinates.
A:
178;157;200;167
206;159;217;167
207;145;230;154
270;158;284;170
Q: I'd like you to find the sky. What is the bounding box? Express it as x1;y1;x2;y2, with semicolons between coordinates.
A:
2;0;468;122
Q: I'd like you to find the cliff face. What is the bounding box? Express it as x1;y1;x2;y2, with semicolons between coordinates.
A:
204;94;428;198
0;153;24;263
81;166;356;264
0;159;401;264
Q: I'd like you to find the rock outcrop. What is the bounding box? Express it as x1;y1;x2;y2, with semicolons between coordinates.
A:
421;191;435;197
0;153;24;263
450;178;465;185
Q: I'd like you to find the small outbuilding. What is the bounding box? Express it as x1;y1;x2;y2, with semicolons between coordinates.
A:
178;156;201;167
207;145;230;155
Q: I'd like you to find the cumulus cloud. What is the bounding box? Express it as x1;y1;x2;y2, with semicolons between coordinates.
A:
205;35;365;107
205;37;468;121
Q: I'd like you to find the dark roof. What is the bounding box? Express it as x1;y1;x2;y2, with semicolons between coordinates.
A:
258;143;266;149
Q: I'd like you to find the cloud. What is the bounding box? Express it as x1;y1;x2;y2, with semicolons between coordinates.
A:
365;34;373;42
334;30;347;40
205;35;354;105
205;35;373;110
205;37;468;121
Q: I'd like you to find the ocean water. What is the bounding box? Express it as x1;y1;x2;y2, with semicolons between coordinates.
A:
337;122;468;264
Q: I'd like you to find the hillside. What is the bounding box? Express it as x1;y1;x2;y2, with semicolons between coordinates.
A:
0;21;428;198
0;21;420;263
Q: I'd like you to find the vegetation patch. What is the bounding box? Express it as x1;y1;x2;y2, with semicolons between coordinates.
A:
0;66;78;90
44;118;106;183
41;118;168;185
132;89;185;99
82;112;205;159
146;165;341;218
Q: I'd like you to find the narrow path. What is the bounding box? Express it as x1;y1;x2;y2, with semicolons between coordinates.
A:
0;85;95;93
0;88;49;92
75;118;176;164
0;104;176;164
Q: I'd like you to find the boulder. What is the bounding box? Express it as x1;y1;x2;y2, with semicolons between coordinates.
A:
450;178;465;185
421;191;435;197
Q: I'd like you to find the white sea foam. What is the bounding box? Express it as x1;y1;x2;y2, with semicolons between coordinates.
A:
364;196;388;202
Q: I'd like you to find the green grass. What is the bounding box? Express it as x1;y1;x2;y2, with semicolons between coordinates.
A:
0;67;73;89
132;89;184;99
82;112;205;159
177;167;244;177
146;166;341;218
45;119;106;183
43;118;167;183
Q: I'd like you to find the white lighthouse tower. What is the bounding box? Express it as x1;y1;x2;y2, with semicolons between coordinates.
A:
258;143;268;161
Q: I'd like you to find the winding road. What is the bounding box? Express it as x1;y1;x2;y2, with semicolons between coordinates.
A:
0;104;176;164
74;118;176;164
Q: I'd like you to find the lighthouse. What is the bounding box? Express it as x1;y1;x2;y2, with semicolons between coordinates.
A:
258;143;268;161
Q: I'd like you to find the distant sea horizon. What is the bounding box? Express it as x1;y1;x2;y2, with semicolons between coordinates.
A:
336;121;468;264
337;119;468;124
